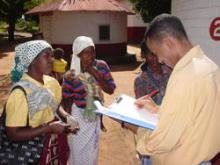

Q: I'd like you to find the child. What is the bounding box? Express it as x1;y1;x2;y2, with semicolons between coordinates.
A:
52;48;67;84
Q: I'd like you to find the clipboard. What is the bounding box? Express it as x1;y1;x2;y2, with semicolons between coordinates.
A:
94;94;158;130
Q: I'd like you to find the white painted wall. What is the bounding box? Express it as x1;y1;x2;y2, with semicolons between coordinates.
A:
40;15;52;43
120;0;148;27
40;11;127;44
127;14;148;27
172;0;220;66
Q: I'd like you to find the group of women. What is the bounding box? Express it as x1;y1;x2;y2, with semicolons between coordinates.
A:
0;34;170;165
0;36;116;165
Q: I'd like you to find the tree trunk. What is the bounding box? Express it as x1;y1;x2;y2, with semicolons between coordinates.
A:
8;18;16;42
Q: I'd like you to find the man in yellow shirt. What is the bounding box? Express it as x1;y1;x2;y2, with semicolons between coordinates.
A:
135;14;220;165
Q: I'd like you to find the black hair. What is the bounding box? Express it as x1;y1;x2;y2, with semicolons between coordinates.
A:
140;39;150;55
32;32;44;40
146;14;188;41
53;48;64;60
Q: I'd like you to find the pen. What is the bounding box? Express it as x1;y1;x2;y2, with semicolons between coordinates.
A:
148;89;159;97
116;97;123;103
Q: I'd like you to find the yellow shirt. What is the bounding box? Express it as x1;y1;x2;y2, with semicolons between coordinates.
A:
53;58;67;73
6;74;61;128
137;46;220;165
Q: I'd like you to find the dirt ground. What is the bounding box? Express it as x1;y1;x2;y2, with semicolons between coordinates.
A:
0;35;143;165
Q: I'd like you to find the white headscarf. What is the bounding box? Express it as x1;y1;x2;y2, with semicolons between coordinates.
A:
70;36;95;76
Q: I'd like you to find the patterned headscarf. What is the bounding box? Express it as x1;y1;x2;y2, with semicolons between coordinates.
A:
70;36;95;76
11;40;52;83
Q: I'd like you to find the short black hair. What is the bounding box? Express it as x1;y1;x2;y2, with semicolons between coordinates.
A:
146;14;188;41
53;48;64;60
140;39;150;55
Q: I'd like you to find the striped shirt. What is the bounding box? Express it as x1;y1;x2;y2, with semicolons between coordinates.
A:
62;60;116;108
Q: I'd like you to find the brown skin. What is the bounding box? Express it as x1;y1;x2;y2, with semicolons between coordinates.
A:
144;51;163;75
146;36;193;69
79;46;114;95
6;48;75;142
28;48;54;83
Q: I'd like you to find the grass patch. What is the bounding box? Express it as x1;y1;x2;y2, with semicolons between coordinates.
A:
0;28;6;33
0;21;7;33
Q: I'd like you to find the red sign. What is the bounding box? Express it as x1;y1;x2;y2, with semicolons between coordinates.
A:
209;17;220;41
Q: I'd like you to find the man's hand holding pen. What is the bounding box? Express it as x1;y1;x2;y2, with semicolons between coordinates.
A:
134;89;159;113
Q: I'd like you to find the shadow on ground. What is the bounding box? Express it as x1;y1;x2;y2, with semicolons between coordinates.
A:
0;32;32;52
110;62;141;72
0;53;8;60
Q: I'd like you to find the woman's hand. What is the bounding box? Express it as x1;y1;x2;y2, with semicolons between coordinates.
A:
66;114;80;134
48;121;69;134
64;69;75;81
135;95;159;113
84;66;114;94
86;66;96;75
81;59;93;72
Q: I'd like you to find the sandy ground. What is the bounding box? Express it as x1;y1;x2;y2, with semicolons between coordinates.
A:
0;44;15;75
0;35;143;165
98;62;141;165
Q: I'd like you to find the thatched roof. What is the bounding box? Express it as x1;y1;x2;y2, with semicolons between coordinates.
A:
27;0;134;14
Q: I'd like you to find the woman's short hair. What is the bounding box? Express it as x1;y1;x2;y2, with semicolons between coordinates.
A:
53;48;64;60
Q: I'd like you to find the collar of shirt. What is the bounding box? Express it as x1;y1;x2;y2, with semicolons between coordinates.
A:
172;45;204;74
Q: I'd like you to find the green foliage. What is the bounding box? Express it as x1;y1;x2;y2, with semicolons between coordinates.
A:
24;0;46;10
0;0;27;20
0;19;39;33
0;0;47;40
128;0;171;22
16;18;39;33
0;0;28;41
24;0;49;24
0;21;7;32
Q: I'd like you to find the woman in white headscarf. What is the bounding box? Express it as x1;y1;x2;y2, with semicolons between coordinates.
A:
0;40;78;165
62;36;116;165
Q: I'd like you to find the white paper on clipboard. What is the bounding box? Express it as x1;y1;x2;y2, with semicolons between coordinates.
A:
94;94;158;130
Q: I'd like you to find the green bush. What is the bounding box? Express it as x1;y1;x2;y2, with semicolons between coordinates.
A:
16;19;39;33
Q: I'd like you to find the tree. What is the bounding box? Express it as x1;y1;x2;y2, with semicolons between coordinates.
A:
0;0;47;41
0;0;28;41
24;0;47;26
128;0;171;22
24;0;46;11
